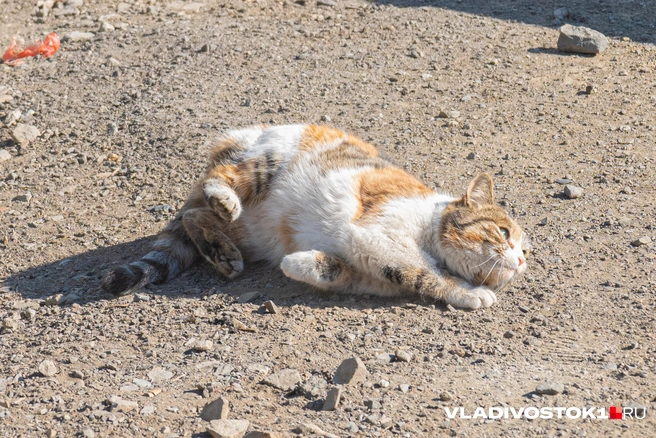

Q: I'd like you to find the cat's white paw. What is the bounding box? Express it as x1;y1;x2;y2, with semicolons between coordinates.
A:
446;287;497;310
204;180;242;222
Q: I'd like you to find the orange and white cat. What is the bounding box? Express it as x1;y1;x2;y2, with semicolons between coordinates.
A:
103;125;528;310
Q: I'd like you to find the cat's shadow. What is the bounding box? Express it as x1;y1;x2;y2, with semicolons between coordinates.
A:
2;237;437;311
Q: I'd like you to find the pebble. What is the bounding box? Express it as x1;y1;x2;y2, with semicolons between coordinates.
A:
394;349;413;363
11;124;40;146
244;432;284;438
564;185;584;199
438;110;460;119
133;378;151;388
71;370;85;379
262;300;279;314
237;291;260;303
21;308;37;320
293;423;338;438
376;353;394;363
554;178;573;185
134;293;150;302
317;0;337;6
207;419;250;438
519;305;530;313
147;367;173;383
44;294;63;306
0;150;11;162
466;152;476;160
140;405;156;415
631;236;651;247
119;384;139;392
108;395;138;412
536;381;565;395
503;330;515;339
333;357;368;385
63;31;95;42
99;21;115;32
81;427;95;438
194;340;214;352
323;386;342;411
553;7;568;20
262;369;301;391
557;24;609;54
299;374;328;399
200;396;230;421
438;391;453;401
39;360;58;377
5;109;21;125
0;95;12;104
399;383;410;393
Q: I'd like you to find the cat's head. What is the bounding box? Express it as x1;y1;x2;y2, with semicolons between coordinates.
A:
439;173;529;290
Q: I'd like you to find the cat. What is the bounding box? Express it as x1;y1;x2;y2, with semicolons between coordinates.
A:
102;124;529;310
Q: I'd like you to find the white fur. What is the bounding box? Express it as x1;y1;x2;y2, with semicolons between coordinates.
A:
217;125;524;309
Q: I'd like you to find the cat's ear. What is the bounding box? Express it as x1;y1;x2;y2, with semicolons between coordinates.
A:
464;173;495;208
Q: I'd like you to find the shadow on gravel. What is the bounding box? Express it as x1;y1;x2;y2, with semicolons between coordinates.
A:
372;0;655;45
4;238;438;311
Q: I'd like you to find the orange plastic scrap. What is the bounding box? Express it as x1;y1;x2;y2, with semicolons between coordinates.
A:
2;32;60;66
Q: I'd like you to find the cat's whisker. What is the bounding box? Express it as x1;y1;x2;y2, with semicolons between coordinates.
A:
471;254;496;268
480;259;500;285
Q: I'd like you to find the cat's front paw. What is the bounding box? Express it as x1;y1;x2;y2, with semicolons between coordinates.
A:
446;287;497;310
204;180;242;222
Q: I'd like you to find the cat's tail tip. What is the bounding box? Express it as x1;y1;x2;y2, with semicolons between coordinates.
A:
101;251;181;296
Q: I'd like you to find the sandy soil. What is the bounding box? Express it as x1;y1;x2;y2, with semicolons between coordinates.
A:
1;0;655;437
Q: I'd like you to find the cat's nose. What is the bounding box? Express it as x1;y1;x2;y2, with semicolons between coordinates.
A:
518;257;525;267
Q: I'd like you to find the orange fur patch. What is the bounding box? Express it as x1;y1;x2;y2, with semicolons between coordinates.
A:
299;125;346;151
353;168;433;222
345;134;378;157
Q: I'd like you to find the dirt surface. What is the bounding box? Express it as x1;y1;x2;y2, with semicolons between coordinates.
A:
1;0;655;437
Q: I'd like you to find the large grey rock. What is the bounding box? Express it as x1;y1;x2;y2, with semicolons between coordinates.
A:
333;357;367;385
11;124;40;146
564;185;584;199
262;369;301;391
200;396;230;421
322;386;342;411
63;31;95;42
0;150;11;162
536;381;564;395
207;419;249;438
557;24;609;54
39;360;58;377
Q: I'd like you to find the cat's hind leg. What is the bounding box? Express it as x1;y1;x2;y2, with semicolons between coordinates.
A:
182;207;244;279
280;250;353;290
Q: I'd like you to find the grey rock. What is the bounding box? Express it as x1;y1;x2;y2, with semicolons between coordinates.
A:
133;378;151;387
11;124;40;146
262;369;301;391
71;370;85;379
39;360;58;377
317;0;337;6
503;330;515;339
5;109;21;126
237;291;260;303
553;7;568;20
63;31;95;42
334;357;367;385
108;395;138;412
81;427;95;438
399;383;410;393
438;391;453;401
53;4;80;16
0;150;11;162
299;374;328;399
262;300;278;314
147;367;173;382
438;110;460;119
557;24;609;54
134;293;150;302
394;349;413;362
194;340;213;352
0;407;9;419
21;308;37;320
207;419;250;438
536;381;564;395
107;122;118;136
59;293;81;305
631;236;651;247
99;21;115;32
564;185;584;199
293;423;338;438
140;405;155;415
323;386;342;411
200;396;230;421
554;178;573;184
365;399;382;410
67;0;85;7
244;432;284;438
375;353;394;363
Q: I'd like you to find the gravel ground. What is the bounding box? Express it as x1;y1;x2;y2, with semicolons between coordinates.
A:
1;0;655;437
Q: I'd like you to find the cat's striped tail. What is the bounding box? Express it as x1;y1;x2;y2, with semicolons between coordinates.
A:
101;215;198;296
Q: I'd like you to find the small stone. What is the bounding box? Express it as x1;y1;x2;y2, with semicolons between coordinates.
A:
399;383;410;393
200;397;230;421
120;384;139;392
375;353;394;363
11;124;40;146
5;109;21;125
262;300;278;314
134;293;150;302
519;305;530;313
554;178;573;185
557;24;609;54
554;7;568;20
108;396;138;412
21;308;37;320
394;349;412;362
139;405;155;416
46;429;56;438
293;423;338;438
564;185;584;199
439;391;453;401
438;110;460;119
631;236;651;247
0;95;12;104
133;378;151;387
207;419;250;438
99;21;115;32
333;357;367;386
536;381;564;395
107;122;118;136
39;360;58;377
81;427;95;438
503;330;516;339
237;291;260;303
262;369;301;391
44;294;63;305
466;152;476;160
585;85;597;95
233;319;257;332
299;374;328;399
0;150;11;162
71;370;84;379
244;432;284;438
147;367;173;383
317;0;337;6
194;340;213;352
63;31;95;42
323;386;342;411
365;399;382;410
